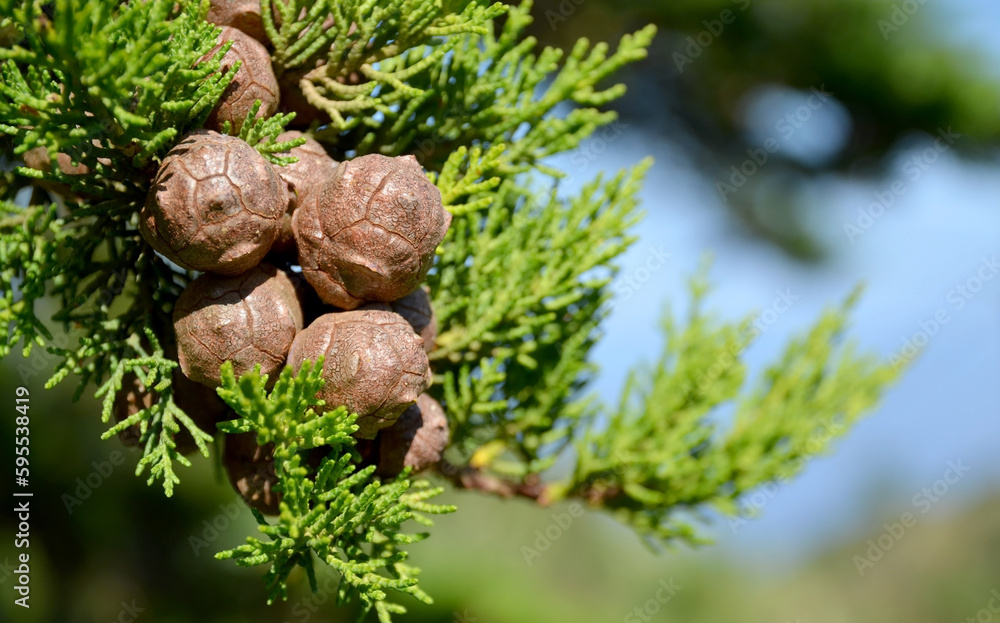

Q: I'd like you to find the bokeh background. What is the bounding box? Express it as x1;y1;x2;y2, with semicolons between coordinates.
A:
3;1;1000;621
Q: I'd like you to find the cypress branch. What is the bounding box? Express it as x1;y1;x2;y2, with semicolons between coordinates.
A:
0;0;903;619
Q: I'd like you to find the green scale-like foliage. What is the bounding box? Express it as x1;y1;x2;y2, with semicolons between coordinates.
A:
0;0;901;620
215;360;454;619
0;0;304;491
564;279;900;541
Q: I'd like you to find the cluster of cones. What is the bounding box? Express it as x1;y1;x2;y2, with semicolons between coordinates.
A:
106;6;452;513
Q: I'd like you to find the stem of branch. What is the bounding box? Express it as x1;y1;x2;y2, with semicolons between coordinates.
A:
438;460;551;505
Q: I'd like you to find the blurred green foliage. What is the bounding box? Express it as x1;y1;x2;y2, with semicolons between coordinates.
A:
529;0;1000;257
2;1;994;620
3;357;999;623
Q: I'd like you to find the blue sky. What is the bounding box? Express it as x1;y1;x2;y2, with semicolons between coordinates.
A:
550;0;1000;568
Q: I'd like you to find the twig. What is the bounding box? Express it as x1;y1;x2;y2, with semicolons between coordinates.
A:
437;460;550;505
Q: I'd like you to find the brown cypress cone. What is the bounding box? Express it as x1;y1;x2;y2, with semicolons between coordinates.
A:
223;432;281;515
360;286;437;353
370;394;449;478
277;70;329;129
287;309;431;439
293;154;451;309
269;131;339;259
140;131;285;275
291;269;333;327
111;373;151;448
22;147;91;198
173;264;304;388
21;138;124;199
275;17;345;128
206;0;268;44
111;370;230;454
278;66;364;130
203;26;279;133
22;147;89;176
